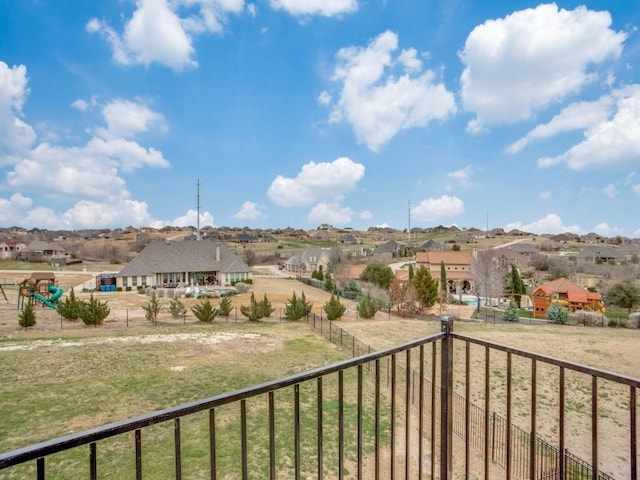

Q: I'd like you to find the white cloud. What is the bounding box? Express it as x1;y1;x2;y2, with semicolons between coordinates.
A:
154;209;215;229
507;96;614;154
307;202;353;225
624;172;636;186
460;4;625;130
592;222;622;236
233;201;265;219
360;210;372;220
411;195;464;221
246;3;257;17
0;62;36;160
97;99;166;140
327;30;456;151
602;184;618;198
504;213;580;235
538;190;552;200
538;86;640;170
317;90;331;106
267;156;364;207
269;0;357;17
87;0;244;71
447;165;472;187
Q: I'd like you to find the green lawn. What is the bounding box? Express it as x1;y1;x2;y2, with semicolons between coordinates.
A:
0;322;391;479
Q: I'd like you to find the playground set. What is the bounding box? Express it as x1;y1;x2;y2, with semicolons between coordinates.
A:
0;272;63;310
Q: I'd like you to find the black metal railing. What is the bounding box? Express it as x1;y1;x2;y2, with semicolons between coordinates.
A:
1;318;638;479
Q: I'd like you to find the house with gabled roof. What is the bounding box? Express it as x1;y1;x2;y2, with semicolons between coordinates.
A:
116;240;250;289
576;246;623;264
532;277;603;318
415;250;475;294
283;247;338;275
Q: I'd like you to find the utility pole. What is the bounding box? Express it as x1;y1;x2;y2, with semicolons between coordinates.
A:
408;200;411;247
196;179;201;241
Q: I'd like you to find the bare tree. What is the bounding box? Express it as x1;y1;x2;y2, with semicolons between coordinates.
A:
472;249;503;306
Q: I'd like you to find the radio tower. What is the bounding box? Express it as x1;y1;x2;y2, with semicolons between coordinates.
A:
196;179;201;241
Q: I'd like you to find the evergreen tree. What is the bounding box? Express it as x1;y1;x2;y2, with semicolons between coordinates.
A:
142;291;163;323
218;296;233;318
284;291;313;321
19;301;36;329
408;264;414;282
258;293;275;319
168;298;187;318
191;299;219;323
78;295;110;326
324;273;334;292
57;287;81;321
505;265;527;308
548;302;569;324
412;265;438;312
323;294;346;321
502;300;519;322
357;294;378;319
240;293;264;322
440;261;447;293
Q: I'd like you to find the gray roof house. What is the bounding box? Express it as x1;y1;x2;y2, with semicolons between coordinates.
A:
117;240;251;288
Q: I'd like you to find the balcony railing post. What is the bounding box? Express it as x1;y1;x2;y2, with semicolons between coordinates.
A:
440;317;454;480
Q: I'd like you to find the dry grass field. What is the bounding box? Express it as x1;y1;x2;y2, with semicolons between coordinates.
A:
1;271;639;478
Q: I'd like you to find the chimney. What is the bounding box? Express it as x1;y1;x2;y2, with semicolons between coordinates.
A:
216;243;220;262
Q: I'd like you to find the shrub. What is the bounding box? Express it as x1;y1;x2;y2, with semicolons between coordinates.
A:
323;294;346;321
357;294;378;319
191;299;219;323
57;287;81;321
234;282;252;294
502;301;519;322
258;294;275;319
218;296;233;318
19;302;36;329
569;311;601;326
240;293;263;322
284;291;313;321
79;295;110;326
169;298;187;318
142;292;163;323
547;302;569;324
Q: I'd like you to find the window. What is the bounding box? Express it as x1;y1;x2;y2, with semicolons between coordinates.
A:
132;276;138;287
122;277;128;287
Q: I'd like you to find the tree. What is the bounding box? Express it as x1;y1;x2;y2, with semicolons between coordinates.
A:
57;287;81;321
502;300;519;322
258;294;275;319
504;265;527;308
412;265;438;312
324;273;335;293
168;298;187;318
142;291;163;323
357;294;378;319
323;294;346;321
439;261;449;313
605;280;640;313
79;295;110;326
311;270;324;281
548;302;569;324
360;263;395;290
218;296;233;318
191;299;219;323
472;250;502;307
19;302;36;329
284;291;313;321
390;279;418;317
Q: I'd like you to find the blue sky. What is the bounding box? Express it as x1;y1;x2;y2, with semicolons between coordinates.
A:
1;1;639;236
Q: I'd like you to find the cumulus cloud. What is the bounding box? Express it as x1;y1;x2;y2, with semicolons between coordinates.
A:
411;195;464;221
360;210;372;220
446;165;473;189
592;222;622;236
0;64;171;228
269;0;357;17
504;213;580;235
325;30;456;151
460;4;625;131
537;86;640;170
602;184;618;198
267;156;364;207
0;62;36;160
233;201;265;220
307;202;353;225
87;0;244;71
97;99;167;140
161;209;215;228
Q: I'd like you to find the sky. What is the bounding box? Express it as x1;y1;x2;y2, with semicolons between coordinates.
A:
1;1;640;236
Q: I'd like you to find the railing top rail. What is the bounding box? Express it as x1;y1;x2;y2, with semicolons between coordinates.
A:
452;332;640;387
0;331;444;469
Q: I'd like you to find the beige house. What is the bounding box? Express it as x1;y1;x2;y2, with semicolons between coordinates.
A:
415;250;475;294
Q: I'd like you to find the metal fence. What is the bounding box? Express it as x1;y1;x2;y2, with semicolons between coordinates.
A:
1;318;638;479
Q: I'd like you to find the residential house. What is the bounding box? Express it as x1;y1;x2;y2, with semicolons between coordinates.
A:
116;240;250;289
19;241;66;262
532;277;604;318
0;238;26;259
507;243;538;257
416;239;448;251
372;240;405;263
283;248;337;275
415;250;475;294
576;246;623;264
